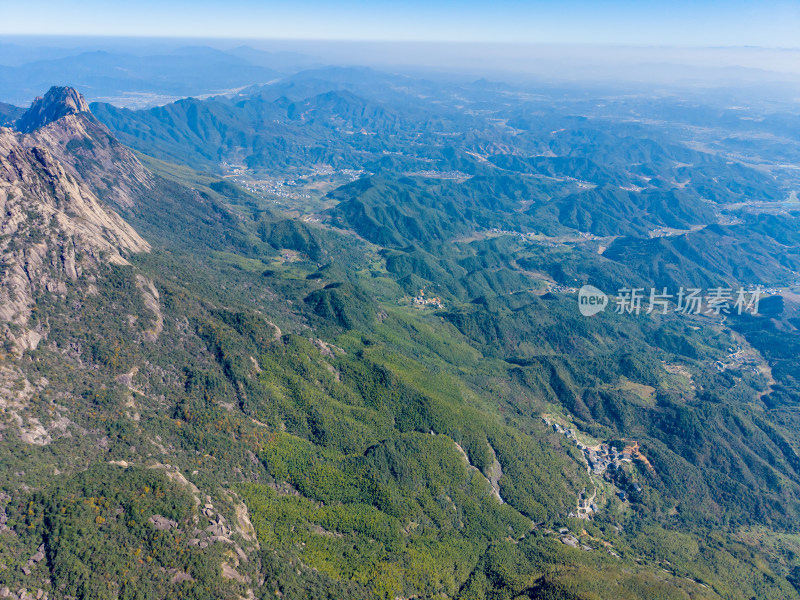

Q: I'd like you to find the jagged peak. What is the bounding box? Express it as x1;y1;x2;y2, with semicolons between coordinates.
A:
16;86;91;133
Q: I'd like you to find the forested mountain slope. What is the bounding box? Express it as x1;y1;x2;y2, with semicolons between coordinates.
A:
0;82;799;600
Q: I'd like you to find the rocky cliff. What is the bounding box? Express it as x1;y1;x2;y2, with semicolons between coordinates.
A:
0;87;269;599
0;88;152;353
15;86;91;133
16;87;155;210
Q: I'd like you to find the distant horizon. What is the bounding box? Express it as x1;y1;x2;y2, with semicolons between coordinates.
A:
4;34;800;50
4;35;800;83
2;1;799;48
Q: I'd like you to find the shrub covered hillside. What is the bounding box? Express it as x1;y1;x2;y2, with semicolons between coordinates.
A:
1;79;800;600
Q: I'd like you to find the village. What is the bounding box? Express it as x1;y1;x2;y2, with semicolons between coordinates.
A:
413;289;444;309
547;283;579;294
713;329;774;377
220;162;365;203
406;169;470;180
488;227;599;245
542;416;648;519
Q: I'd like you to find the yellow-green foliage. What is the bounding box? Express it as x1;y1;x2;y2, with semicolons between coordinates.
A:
239;429;535;599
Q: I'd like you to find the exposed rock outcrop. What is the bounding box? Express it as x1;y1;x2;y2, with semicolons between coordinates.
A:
14;86;154;210
0;124;150;353
16;86;90;133
24;111;154;210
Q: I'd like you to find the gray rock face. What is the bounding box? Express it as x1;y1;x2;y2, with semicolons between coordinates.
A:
16;87;91;133
0;87;158;355
148;515;179;530
0;122;150;353
15;87;154;211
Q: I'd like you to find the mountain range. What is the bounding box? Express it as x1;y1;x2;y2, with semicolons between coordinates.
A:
0;77;799;600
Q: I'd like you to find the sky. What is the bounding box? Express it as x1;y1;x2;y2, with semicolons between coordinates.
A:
2;0;799;48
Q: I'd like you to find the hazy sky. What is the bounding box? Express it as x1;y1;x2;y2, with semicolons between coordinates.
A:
2;0;799;47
